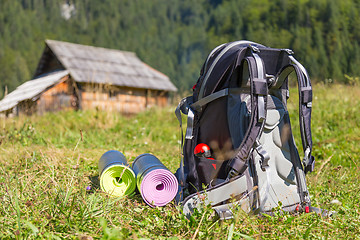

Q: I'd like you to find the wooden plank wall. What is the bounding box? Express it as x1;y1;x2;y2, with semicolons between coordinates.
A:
16;80;169;116
80;83;169;114
17;100;38;115
17;77;77;115
36;78;77;114
146;89;168;109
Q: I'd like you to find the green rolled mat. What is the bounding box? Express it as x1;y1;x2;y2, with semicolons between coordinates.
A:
98;150;136;197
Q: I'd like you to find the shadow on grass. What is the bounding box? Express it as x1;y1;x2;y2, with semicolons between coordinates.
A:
87;175;100;193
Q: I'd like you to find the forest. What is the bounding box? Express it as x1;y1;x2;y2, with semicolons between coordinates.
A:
1;0;360;99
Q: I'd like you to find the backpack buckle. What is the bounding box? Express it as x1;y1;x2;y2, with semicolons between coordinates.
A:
227;168;239;180
303;147;315;174
214;208;233;220
282;48;294;55
250;45;260;53
255;140;270;171
266;74;276;87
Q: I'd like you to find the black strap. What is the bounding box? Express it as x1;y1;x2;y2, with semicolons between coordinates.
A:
174;96;193;196
190;88;251;112
191;88;229;112
227;48;268;177
275;51;315;174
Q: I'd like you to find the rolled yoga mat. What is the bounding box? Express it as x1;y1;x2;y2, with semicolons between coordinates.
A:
98;150;136;197
132;153;178;207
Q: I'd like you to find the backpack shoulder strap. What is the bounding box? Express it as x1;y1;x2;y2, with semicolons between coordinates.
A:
227;46;268;177
275;49;315;174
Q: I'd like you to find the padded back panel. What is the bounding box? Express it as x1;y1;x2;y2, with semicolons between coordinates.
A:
253;96;301;211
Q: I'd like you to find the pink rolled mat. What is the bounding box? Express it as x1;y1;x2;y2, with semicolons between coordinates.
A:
140;168;178;207
132;154;178;207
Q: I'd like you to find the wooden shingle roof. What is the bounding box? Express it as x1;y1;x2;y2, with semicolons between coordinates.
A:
0;70;70;113
34;40;177;92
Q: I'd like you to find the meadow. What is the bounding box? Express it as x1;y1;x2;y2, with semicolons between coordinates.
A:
0;84;359;239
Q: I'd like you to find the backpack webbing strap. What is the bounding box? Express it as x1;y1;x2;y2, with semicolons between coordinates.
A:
191;88;229;112
185;109;195;140
175;96;193;147
175;96;193;194
283;113;310;205
190;88;250;112
275;51;315;174
227;48;268;177
182;173;249;219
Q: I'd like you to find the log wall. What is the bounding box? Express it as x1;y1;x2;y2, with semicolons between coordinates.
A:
17;76;77;115
79;83;168;114
16;80;169;116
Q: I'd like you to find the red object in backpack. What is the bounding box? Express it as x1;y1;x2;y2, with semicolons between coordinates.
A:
194;143;211;158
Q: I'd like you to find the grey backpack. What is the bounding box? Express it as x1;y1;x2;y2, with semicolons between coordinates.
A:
175;41;324;219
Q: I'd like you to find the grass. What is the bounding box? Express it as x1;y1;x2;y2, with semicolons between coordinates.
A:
0;84;359;239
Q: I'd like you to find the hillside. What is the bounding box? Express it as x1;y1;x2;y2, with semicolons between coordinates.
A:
2;0;360;99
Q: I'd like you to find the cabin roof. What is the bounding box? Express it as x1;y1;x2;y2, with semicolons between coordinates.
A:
34;40;177;92
0;70;70;113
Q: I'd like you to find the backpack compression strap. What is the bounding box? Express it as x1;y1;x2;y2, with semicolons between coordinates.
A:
275;50;315;174
175;95;194;199
226;46;268;178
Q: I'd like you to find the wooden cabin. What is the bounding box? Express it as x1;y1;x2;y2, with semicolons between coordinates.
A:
0;40;177;116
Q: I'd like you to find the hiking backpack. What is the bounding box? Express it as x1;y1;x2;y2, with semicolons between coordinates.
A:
175;40;319;219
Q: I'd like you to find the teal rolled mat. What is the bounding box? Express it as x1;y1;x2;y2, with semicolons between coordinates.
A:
98;150;136;197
